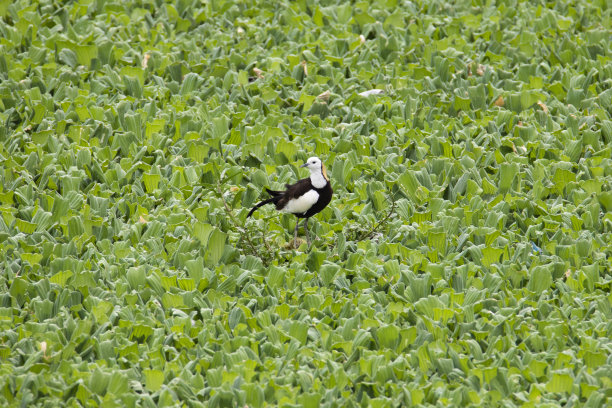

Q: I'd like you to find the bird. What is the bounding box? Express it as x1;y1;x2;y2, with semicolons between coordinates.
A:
247;157;333;246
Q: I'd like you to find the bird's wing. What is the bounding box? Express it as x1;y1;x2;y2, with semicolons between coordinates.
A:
282;178;313;199
276;178;315;212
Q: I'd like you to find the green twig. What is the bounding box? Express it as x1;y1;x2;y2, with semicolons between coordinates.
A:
216;182;259;257
357;193;397;241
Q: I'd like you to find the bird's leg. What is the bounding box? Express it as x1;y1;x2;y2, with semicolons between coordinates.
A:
293;220;299;247
304;218;310;246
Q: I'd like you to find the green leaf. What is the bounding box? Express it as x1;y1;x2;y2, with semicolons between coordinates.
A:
289;321;308;345
144;369;164;392
120;66;144;85
428;231;446;254
266;265;285;289
319;263;340;286
205;228;226;265
50;270;72;287
75;44;98;66
185;257;205;282
15;218;36;234
298;93;316;111
306;249;325;271
583;351;606;369
276;139;297;161
89;368;110;396
597;191;612;212
228;306;245;330
92;301;112;323
482;247;504;267
127;267;146;289
212;115;228;139
162;293;184;308
143;173;161;192
377;324;400;350
31;103;46;124
188;143;209;163
59;48;78;68
180;72;201;95
546;372;573;393
9;277;28;306
354;10;375;26
527;266;552;293
498;162;518;193
21;252;42;265
244;384;264;408
32;209;52;232
146;118;166;139
454;95;470;111
398;171;421;202
132;324;154;340
552;168;576;194
67;216;85;238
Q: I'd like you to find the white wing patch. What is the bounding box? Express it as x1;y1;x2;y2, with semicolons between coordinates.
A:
281;190;319;214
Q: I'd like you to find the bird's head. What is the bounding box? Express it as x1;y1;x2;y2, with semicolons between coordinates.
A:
301;156;328;180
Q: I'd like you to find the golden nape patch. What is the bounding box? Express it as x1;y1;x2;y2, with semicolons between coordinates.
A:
322;163;329;181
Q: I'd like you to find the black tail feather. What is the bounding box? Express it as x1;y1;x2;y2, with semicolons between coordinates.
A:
247;197;276;218
265;188;283;197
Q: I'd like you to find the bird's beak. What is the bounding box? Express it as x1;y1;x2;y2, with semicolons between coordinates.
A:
300;163;308;168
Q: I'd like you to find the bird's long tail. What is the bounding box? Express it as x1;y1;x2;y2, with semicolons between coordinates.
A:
265;188;283;196
247;197;276;218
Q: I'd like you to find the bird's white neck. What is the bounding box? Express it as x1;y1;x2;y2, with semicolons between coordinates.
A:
310;171;327;189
